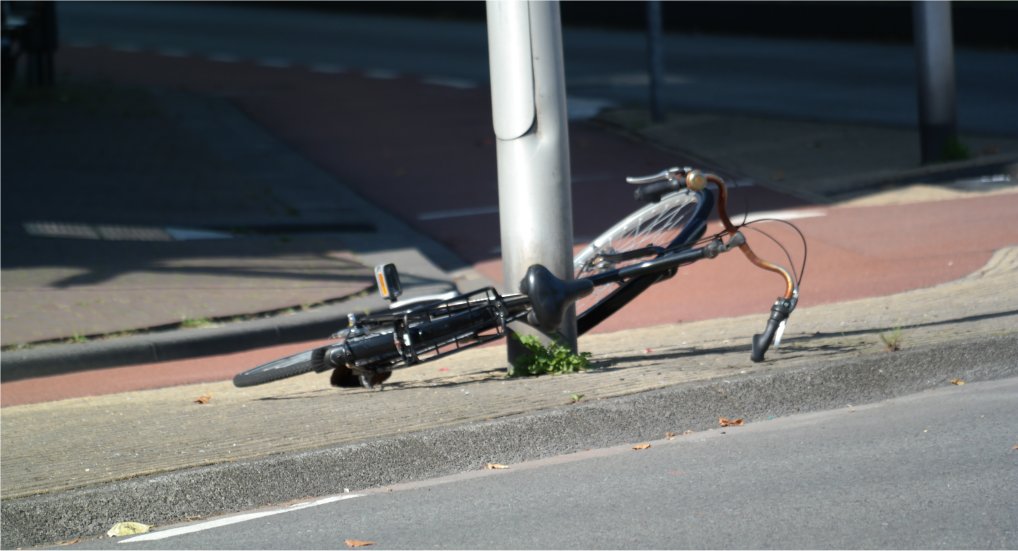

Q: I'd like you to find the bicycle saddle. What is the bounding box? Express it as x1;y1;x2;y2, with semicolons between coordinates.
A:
519;265;594;332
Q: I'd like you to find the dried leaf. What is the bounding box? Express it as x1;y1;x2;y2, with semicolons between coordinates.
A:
950;378;965;386
107;522;151;537
719;417;745;427
194;394;212;404
665;432;676;440
345;539;376;548
56;537;82;546
485;463;510;470
683;430;695;436
632;443;652;450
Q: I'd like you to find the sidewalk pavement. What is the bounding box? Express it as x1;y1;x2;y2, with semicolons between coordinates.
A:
3;55;1018;547
1;80;463;377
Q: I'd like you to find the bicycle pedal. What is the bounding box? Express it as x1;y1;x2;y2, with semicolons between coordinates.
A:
374;263;402;302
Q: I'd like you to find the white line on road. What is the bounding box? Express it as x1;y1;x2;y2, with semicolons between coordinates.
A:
421;77;477;90
741;208;827;223
119;494;364;543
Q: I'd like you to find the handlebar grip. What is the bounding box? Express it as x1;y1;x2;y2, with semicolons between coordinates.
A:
633;180;679;203
750;297;794;362
750;319;781;362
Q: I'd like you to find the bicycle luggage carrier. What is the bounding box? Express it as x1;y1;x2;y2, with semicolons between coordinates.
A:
388;287;524;367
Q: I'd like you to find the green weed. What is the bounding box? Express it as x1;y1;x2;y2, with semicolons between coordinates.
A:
880;327;903;352
180;317;215;329
509;334;591;378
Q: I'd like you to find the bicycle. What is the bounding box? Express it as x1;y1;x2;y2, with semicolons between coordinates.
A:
233;166;806;389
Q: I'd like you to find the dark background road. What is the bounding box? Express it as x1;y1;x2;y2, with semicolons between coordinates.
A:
57;1;1018;136
70;376;1018;549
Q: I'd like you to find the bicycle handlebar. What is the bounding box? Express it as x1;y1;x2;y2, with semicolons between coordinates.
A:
700;172;798;362
642;169;797;362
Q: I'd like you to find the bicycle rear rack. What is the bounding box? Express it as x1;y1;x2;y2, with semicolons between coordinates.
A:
388;287;522;368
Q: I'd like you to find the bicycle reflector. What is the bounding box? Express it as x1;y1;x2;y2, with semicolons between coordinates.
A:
374;263;402;302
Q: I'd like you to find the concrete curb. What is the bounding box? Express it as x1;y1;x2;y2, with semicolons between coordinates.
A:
3;333;1015;548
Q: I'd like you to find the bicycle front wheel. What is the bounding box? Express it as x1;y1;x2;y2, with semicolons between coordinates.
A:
573;189;712;334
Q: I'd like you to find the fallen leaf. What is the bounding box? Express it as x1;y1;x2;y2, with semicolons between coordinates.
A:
632;443;652;450
345;539;376;548
683;430;694;436
485;463;510;470
1012;444;1018;451
950;378;965;386
107;522;151;537
719;417;745;427
643;348;653;354
665;432;676;440
56;537;82;546
194;394;212;404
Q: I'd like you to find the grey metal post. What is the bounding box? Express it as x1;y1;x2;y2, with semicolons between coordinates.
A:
913;0;958;164
646;0;665;123
486;0;576;369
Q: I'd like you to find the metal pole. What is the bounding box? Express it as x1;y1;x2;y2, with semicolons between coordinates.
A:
913;0;958;164
486;0;576;370
646;0;664;123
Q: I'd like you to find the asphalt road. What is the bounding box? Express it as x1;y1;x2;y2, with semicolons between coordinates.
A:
70;376;1018;550
57;2;1018;136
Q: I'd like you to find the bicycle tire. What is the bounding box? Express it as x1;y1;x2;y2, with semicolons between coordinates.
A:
574;189;713;334
233;348;319;387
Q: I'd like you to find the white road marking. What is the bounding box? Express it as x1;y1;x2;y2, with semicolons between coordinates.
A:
165;227;233;241
418;205;499;221
119;494;364;543
567;96;615;121
741;208;826;224
421;77;477;90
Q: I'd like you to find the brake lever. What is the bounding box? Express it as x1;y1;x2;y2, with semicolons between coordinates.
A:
626;166;686;185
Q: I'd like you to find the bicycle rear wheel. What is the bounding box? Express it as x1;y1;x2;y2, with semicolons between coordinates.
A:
233;348;320;387
573;189;712;334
